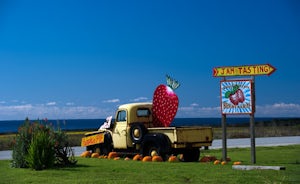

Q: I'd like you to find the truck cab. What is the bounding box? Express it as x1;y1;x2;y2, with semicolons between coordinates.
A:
112;103;153;149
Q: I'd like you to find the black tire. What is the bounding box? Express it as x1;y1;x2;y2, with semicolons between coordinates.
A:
85;143;100;153
144;142;167;161
92;144;101;154
86;145;93;151
183;148;200;162
130;123;147;144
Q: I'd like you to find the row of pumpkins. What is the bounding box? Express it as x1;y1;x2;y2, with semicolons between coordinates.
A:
213;160;241;165
80;151;176;162
199;155;242;165
80;151;242;165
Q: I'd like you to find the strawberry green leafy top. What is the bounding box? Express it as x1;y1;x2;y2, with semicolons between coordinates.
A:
225;84;240;98
166;75;180;90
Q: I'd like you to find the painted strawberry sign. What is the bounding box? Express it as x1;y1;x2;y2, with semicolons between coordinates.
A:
152;75;180;127
221;80;253;114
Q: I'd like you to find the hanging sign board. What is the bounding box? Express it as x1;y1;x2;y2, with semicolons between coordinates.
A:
213;64;276;77
221;80;253;114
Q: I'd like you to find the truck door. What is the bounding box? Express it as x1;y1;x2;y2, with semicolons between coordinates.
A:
112;110;128;149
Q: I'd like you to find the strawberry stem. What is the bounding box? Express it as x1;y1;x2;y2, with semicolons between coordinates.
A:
232;85;239;93
166;75;180;90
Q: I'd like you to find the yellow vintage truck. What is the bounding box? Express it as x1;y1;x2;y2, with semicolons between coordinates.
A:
81;102;213;161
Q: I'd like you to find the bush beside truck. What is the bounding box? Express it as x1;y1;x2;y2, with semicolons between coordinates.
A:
11;118;77;170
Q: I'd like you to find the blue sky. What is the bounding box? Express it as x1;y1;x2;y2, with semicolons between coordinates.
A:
0;0;299;120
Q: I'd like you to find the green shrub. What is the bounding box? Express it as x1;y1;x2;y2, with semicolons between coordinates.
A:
11;118;77;170
25;130;55;170
53;128;77;166
11;119;34;168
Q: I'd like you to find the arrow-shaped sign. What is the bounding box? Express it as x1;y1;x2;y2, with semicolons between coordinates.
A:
213;64;276;77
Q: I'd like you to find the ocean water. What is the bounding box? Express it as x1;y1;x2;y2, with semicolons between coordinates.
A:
0;117;280;134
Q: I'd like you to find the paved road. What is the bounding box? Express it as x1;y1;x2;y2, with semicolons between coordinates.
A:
210;136;300;149
1;136;299;160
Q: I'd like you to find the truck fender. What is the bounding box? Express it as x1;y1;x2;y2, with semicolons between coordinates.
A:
129;122;148;144
141;133;171;158
104;131;112;144
101;132;113;155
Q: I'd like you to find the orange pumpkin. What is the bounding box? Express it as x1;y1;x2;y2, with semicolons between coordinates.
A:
152;155;163;162
124;157;131;161
221;161;227;165
142;156;152;162
168;155;178;162
91;152;100;158
213;160;221;165
80;151;91;157
98;155;106;159
114;157;120;160
233;161;242;165
108;152;118;159
133;154;142;161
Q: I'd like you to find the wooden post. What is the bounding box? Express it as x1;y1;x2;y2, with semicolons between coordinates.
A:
250;114;256;164
222;114;227;161
250;77;256;164
221;76;227;161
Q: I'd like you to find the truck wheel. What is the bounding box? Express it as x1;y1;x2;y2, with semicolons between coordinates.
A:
90;144;101;154
130;123;147;144
145;143;167;161
183;148;200;162
100;143;112;155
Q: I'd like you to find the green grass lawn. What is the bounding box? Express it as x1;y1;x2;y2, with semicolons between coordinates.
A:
0;145;299;184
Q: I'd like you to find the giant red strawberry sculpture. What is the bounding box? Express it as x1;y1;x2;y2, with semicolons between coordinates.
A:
152;75;180;127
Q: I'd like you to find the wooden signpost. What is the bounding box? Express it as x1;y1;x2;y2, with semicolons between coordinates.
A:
213;63;276;164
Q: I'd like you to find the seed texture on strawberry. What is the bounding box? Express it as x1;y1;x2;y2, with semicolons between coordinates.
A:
236;89;245;103
152;75;180;127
